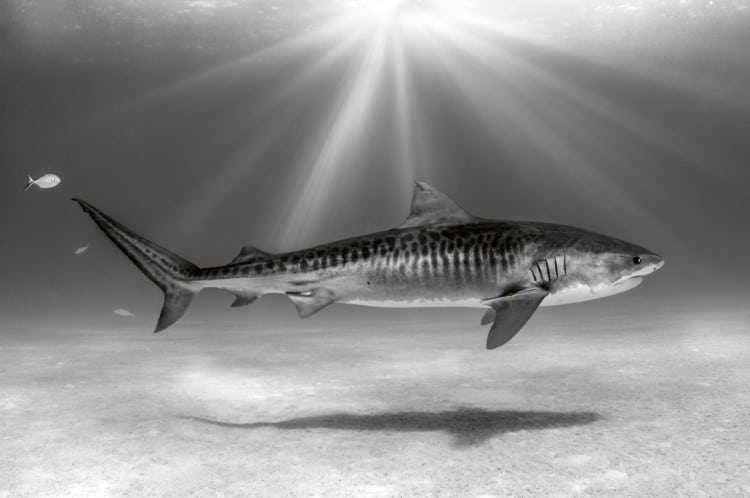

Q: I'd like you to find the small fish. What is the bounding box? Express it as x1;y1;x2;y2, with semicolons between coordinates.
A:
74;244;89;255
113;308;134;317
24;173;61;191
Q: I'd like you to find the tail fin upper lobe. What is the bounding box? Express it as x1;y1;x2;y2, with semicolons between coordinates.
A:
73;198;200;332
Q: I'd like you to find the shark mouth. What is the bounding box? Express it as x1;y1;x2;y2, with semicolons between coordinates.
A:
541;276;643;307
610;276;644;291
629;261;664;279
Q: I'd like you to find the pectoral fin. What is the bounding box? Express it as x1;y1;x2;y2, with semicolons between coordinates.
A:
480;308;495;325
286;288;337;318
484;287;548;349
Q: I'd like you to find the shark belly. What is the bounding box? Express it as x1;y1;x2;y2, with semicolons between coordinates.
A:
340;297;486;308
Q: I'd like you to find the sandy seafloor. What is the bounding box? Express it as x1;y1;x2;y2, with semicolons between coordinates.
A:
2;303;749;497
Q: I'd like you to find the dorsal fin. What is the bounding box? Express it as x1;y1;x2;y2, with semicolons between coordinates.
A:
399;182;477;228
230;245;271;265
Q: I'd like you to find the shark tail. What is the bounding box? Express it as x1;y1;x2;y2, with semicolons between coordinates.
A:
24;174;35;191
72;198;201;333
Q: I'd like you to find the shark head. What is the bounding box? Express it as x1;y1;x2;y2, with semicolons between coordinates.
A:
541;227;664;306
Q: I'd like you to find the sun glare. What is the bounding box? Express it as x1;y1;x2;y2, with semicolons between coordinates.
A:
362;0;405;24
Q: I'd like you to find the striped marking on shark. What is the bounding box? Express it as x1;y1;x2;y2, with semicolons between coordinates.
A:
73;182;664;349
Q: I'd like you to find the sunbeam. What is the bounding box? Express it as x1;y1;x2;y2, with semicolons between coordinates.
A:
382;10;696;259
272;30;389;248
166;30;369;245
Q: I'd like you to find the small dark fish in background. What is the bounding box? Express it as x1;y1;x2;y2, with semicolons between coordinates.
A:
24;173;61;191
113;308;134;317
74;244;89;255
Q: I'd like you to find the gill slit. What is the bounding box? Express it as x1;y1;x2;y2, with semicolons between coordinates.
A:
535;262;544;283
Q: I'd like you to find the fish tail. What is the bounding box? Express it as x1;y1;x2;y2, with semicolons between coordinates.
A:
72;198;202;333
23;174;35;191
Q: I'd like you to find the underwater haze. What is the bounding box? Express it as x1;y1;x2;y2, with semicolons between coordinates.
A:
2;0;750;496
2;0;750;320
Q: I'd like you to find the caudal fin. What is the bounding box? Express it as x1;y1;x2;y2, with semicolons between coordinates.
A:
73;198;200;332
24;174;35;192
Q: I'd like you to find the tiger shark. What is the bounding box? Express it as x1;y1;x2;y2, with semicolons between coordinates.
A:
73;182;663;349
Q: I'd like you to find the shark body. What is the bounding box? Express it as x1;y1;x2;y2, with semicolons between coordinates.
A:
74;182;663;349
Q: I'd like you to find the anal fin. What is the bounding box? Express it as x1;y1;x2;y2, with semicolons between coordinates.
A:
230;291;259;308
286;288;336;318
483;287;548;349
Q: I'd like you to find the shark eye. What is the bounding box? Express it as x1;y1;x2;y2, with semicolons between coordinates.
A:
633;256;641;265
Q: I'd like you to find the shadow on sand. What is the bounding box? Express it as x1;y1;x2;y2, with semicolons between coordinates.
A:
183;408;601;447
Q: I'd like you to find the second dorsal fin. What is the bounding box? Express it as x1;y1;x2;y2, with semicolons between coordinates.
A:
399;182;477;228
230;245;271;265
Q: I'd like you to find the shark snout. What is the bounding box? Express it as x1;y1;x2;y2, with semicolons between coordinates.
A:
634;253;664;277
648;253;664;270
